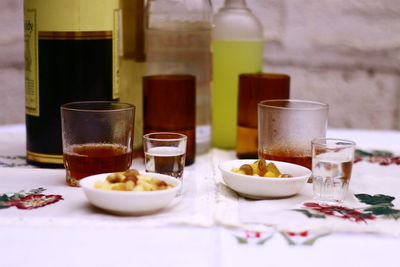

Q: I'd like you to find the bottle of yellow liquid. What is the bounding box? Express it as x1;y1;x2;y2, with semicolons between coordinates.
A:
212;0;263;149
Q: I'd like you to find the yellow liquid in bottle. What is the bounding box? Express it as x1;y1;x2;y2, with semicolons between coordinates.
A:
211;40;263;149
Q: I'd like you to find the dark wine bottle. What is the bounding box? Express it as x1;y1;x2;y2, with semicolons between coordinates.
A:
24;0;120;168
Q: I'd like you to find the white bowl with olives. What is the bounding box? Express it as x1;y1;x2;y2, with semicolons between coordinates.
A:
219;159;311;199
80;169;181;215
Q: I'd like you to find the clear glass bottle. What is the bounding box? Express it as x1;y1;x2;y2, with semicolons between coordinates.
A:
119;0;146;156
211;0;264;149
145;0;213;154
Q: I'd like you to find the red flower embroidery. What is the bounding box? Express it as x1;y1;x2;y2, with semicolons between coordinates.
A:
288;231;308;237
245;231;261;238
5;194;63;209
303;202;376;223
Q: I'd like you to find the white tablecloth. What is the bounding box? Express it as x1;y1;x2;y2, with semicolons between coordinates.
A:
1;124;400;267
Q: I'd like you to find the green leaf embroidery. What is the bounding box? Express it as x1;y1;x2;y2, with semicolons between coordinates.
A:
355;149;374;157
235;236;248;244
355;194;395;205
365;205;397;215
302;233;330;246
355;149;393;157
385;212;400;220
371;150;393;157
279;232;296;246
0;194;10;202
293;209;326;219
256;234;274;245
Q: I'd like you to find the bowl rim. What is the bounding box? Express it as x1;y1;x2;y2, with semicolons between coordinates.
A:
219;159;312;181
79;171;181;195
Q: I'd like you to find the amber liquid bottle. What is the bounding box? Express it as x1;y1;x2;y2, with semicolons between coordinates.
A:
143;75;196;165
145;0;212;155
24;0;119;167
236;74;290;159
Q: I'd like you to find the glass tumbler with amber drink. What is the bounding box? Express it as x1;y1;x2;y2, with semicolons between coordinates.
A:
61;101;135;186
258;99;328;170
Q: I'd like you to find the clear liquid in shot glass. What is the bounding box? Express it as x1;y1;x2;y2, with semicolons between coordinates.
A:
312;155;353;203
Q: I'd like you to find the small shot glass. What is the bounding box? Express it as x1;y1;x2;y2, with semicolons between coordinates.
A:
312;138;356;203
143;132;187;179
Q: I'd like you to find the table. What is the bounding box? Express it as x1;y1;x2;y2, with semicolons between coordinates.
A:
1;124;400;267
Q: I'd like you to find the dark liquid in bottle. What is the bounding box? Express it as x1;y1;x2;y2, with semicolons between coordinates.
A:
26;33;115;168
64;143;132;186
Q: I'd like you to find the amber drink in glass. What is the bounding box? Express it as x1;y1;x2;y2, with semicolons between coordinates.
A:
258;99;328;170
61;101;135;186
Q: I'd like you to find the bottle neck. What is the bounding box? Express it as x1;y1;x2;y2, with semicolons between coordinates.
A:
223;0;247;8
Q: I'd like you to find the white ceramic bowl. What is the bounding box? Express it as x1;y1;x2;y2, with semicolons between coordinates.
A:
219;159;312;199
79;172;181;215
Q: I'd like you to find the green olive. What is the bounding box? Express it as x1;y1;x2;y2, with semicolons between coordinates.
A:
257;159;267;176
239;164;253;175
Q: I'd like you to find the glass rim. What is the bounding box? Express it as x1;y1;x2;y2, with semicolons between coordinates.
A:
61;101;135;113
312;138;356;148
239;73;290;80
258;99;328;111
143;132;187;142
143;74;195;81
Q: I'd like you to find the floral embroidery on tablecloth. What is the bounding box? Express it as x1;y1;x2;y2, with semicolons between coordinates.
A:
235;231;274;245
0;155;30;167
234;230;330;246
0;188;63;209
354;149;400;166
294;194;400;222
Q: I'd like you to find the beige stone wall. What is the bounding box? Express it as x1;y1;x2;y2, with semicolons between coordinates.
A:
1;0;400;130
0;0;24;125
214;0;400;130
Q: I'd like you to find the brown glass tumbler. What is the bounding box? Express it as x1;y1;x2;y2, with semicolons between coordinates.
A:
236;73;290;159
143;74;196;165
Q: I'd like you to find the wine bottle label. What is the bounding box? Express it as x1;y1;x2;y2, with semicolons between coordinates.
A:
24;9;39;116
24;0;120;117
113;9;120;99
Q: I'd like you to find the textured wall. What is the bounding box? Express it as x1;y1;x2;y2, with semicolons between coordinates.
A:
1;0;400;130
240;0;400;130
0;0;24;125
